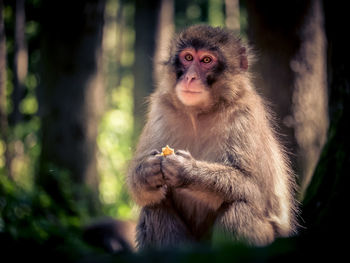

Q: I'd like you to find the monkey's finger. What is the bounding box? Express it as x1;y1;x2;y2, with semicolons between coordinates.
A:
175;150;192;159
149;149;161;156
145;173;165;188
161;154;180;167
161;162;178;178
145;156;161;164
149;155;163;164
142;162;161;175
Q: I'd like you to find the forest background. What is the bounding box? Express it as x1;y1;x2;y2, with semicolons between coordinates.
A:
0;0;348;261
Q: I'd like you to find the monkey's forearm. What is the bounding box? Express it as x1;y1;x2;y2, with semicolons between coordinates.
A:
184;161;262;204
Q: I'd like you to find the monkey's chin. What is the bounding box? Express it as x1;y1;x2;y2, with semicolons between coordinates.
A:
176;90;210;108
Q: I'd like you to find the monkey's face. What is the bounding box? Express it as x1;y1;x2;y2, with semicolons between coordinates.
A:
174;48;218;107
166;25;250;110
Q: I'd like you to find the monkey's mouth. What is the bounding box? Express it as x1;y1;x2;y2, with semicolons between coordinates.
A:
180;89;202;94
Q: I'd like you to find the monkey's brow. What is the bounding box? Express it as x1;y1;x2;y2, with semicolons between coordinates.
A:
175;46;219;55
182;45;218;51
176;38;220;52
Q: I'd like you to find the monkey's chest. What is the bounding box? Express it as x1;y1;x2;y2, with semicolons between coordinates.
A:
166;132;224;162
171;189;218;240
162;115;226;160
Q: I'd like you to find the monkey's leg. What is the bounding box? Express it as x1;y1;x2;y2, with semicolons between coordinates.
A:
136;202;193;249
213;201;275;246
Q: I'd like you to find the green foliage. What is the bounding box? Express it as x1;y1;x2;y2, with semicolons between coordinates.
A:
1;0;42;185
175;0;209;29
208;0;225;27
97;0;136;220
97;84;135;219
1;3;98;255
38;162;101;217
0;175;91;252
239;4;248;37
0;177;108;262
8;117;41;189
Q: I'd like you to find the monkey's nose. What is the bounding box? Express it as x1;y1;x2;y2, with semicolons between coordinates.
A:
185;65;199;84
186;75;197;83
186;71;198;83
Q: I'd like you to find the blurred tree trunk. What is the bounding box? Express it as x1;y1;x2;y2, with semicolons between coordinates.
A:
154;0;174;84
37;0;106;214
0;0;12;179
114;0;125;88
246;0;328;198
296;0;350;252
11;0;27;124
225;0;240;32
133;0;161;136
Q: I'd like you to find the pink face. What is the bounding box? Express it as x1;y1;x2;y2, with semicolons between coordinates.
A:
175;48;218;107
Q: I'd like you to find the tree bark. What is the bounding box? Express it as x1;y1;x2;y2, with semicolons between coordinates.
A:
114;0;125;88
154;0;175;84
246;0;328;197
37;0;106;213
297;0;350;253
225;0;240;32
11;0;27;124
133;0;162;136
0;0;13;179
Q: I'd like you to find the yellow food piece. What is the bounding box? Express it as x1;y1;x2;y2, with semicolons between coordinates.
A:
157;145;174;156
162;145;174;156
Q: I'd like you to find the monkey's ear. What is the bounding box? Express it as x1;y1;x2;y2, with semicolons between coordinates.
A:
239;47;248;71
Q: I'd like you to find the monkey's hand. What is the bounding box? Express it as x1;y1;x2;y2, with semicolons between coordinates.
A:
161;150;195;188
128;150;169;206
136;150;165;190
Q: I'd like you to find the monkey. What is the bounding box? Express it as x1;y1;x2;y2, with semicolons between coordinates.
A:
127;25;298;249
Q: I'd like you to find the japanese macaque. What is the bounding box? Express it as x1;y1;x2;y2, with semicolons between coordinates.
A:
127;25;298;249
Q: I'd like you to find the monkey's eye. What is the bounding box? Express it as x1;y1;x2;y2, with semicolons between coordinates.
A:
184;54;193;61
202;57;212;63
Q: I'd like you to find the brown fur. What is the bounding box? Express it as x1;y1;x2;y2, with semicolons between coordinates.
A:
127;25;298;249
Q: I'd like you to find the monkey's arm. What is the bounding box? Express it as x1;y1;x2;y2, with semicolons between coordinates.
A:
161;151;264;208
191;160;261;202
